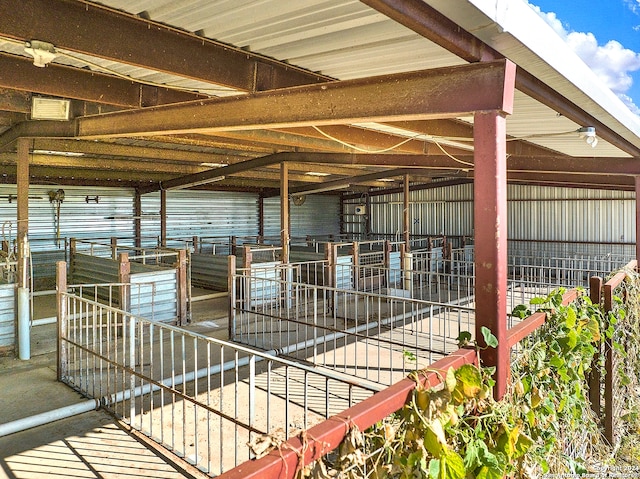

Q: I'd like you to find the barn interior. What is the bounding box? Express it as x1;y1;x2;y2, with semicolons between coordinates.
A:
0;0;639;477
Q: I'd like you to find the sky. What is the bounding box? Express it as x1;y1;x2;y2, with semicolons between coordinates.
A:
529;0;640;115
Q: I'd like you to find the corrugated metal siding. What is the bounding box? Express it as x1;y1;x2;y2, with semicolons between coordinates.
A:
0;186;134;252
507;185;636;242
357;184;636;243
141;190;259;242
357;184;474;237
264;195;340;238
0;284;15;349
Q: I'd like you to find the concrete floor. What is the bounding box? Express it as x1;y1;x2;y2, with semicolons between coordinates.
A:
0;290;230;479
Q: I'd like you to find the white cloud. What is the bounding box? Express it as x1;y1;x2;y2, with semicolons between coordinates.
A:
529;2;640;113
624;0;640;14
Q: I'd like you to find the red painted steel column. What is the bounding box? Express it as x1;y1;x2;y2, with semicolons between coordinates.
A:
636;176;640;267
474;110;509;399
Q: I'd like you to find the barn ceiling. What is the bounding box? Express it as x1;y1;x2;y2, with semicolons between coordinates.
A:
0;0;639;193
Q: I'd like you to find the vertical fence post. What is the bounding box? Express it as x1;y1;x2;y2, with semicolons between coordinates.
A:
228;255;236;341
589;276;603;417
118;253;130;312
111;236;118;260
57;261;67;382
177;249;188;325
603;282;615;445
352;242;359;291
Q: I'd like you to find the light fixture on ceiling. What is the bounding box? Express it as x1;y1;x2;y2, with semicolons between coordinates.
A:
24;40;57;67
200;162;228;168
577;126;598;148
305;171;331;177
31;97;71;120
33;149;84;157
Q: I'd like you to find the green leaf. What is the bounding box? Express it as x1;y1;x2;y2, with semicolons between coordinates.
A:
476;465;504;479
424;419;446;457
565;306;577;328
481;326;499;348
585;317;601;341
549;355;565;368
456;331;472;346
530;297;546;305
445;367;457;392
440;448;466;479
511;304;530;319
454;364;483;398
514;433;533;458
429;459;441;479
477;441;500;469
566;329;578;349
463;441;480;470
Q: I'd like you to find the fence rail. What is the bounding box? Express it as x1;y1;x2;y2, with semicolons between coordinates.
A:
57;266;381;476
231;272;474;386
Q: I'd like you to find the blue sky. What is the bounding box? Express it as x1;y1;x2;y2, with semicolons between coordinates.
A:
529;0;640;114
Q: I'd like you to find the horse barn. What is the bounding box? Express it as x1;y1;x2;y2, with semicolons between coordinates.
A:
0;0;639;477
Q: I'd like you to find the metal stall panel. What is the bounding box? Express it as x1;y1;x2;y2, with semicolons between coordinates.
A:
130;268;178;322
141;190;259;246
264;195;340;239
190;253;230;290
0;284;15;349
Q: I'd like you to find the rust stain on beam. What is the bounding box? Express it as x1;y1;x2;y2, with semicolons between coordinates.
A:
0;0;328;92
76;60;516;138
0;52;205;107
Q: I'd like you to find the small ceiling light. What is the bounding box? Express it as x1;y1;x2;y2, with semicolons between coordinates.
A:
577;126;598;148
31;97;71;120
305;172;331;177
24;40;57;67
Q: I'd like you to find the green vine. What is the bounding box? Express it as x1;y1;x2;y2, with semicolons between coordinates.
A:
316;288;616;478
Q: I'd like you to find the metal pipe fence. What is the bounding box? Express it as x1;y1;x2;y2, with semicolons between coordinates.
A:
231;273;474;386
58;290;381;477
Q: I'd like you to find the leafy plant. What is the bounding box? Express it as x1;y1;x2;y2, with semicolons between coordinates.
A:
322;288;612;478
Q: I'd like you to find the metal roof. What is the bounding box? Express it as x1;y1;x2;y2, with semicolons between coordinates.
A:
0;0;638;191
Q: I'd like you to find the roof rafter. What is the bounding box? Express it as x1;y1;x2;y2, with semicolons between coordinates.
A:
76;60;516;138
0;0;329;92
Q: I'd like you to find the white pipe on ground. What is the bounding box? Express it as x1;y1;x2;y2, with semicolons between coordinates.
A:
0;399;99;437
0;310;395;438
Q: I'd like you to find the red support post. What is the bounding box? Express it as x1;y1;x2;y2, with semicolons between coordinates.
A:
473;110;509;399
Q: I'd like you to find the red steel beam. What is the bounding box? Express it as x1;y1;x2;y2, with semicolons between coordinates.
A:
0;0;328;92
361;0;640;158
76;60;516;138
506;312;546;349
473;110;509;400
0;52;203;107
219;347;477;479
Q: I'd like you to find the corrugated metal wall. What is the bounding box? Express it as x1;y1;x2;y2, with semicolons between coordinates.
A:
264;195;340;238
346;183;636;243
141;190;259;241
0;185;134;251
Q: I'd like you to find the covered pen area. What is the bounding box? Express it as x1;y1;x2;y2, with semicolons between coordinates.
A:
0;0;640;477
